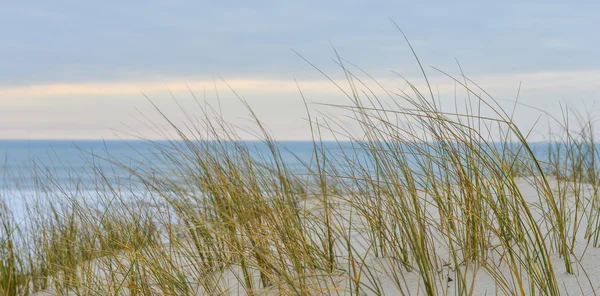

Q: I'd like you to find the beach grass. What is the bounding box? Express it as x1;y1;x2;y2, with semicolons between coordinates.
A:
2;50;600;295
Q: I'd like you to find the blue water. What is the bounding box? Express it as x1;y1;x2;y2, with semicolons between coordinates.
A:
0;139;594;224
0;140;352;191
0;140;588;193
0;140;345;221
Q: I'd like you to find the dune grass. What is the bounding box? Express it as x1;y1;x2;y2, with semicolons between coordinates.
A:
2;48;600;296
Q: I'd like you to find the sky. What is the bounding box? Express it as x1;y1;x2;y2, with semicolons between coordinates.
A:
2;1;600;140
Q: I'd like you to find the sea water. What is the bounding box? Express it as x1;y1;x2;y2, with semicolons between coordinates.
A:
0;140;351;219
0;139;583;221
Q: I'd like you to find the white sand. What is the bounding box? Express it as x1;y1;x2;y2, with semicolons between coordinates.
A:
32;177;600;295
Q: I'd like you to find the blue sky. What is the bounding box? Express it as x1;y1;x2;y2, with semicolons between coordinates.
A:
1;1;599;140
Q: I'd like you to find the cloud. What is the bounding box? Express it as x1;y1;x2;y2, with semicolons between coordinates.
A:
1;68;598;99
0;78;345;97
1;2;600;140
2;2;600;86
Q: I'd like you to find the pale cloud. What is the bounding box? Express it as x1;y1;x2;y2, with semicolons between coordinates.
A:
2;69;599;98
1;1;600;139
458;70;600;94
0;78;343;97
0;69;598;141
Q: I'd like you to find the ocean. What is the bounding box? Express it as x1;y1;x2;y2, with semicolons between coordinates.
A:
0;140;572;189
0;140;345;221
0;140;356;196
0;139;581;221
